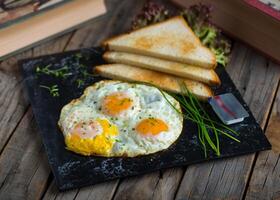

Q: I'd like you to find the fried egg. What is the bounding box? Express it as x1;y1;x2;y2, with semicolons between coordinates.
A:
58;80;183;157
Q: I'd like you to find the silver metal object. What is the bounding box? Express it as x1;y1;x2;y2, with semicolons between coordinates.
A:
209;93;249;125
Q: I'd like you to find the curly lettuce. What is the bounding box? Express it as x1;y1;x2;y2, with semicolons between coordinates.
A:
181;4;231;66
131;1;231;67
131;1;170;30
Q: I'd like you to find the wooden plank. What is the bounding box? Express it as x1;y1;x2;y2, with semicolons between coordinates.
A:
42;180;119;200
0;33;72;156
75;180;119;200
152;169;185;200
0;51;32;153
115;172;161;200
32;33;75;57
0;50;32;77
42;180;79;200
114;168;184;200
264;80;280;154
175;43;280;200
0;34;72;199
0;108;50;199
245;79;280;200
65;0;145;51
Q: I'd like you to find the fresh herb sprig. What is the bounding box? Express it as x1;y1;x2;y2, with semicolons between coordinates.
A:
40;85;60;97
76;79;85;88
36;53;98;94
181;4;231;66
131;1;170;30
36;65;72;79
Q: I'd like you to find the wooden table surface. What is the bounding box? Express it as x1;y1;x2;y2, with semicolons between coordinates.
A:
0;1;280;199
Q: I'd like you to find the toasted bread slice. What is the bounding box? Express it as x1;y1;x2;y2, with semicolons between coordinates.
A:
94;64;213;100
103;51;221;86
102;16;216;69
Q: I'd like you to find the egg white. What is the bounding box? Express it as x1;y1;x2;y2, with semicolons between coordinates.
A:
58;80;183;157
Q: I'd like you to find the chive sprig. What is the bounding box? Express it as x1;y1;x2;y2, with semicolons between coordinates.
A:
157;81;240;157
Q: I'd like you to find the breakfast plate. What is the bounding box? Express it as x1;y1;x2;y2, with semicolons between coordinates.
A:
21;47;271;191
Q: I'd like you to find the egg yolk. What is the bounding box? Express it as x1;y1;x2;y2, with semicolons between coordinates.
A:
136;118;168;136
65;119;118;156
101;92;133;116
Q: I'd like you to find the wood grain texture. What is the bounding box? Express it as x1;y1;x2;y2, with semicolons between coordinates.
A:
0;63;29;153
0;33;72;157
152;168;185;200
0;33;72;155
0;108;49;199
42;180;119;200
265;81;280;154
32;34;75;57
175;43;280;200
42;181;79;200
0;34;72;199
114;169;184;200
66;0;146;51
115;172;161;200
245;82;280;200
75;180;120;200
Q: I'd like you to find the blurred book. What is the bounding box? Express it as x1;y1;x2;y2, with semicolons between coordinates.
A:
0;0;106;60
245;0;280;20
172;0;280;64
0;0;69;29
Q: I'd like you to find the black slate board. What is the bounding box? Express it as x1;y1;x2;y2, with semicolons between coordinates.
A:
20;47;271;191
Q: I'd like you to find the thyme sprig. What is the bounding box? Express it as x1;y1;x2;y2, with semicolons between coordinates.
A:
36;53;98;92
36;65;72;79
39;85;60;97
76;79;85;88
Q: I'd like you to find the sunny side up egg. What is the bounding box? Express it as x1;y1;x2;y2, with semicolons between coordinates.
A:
58;80;183;157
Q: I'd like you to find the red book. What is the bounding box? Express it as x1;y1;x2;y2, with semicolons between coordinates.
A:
0;0;69;29
245;0;280;21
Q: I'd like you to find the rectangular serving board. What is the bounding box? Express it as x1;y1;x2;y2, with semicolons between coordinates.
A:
21;47;271;191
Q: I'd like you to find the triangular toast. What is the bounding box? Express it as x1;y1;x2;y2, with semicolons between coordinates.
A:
103;51;221;86
94;64;213;100
102;16;216;69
